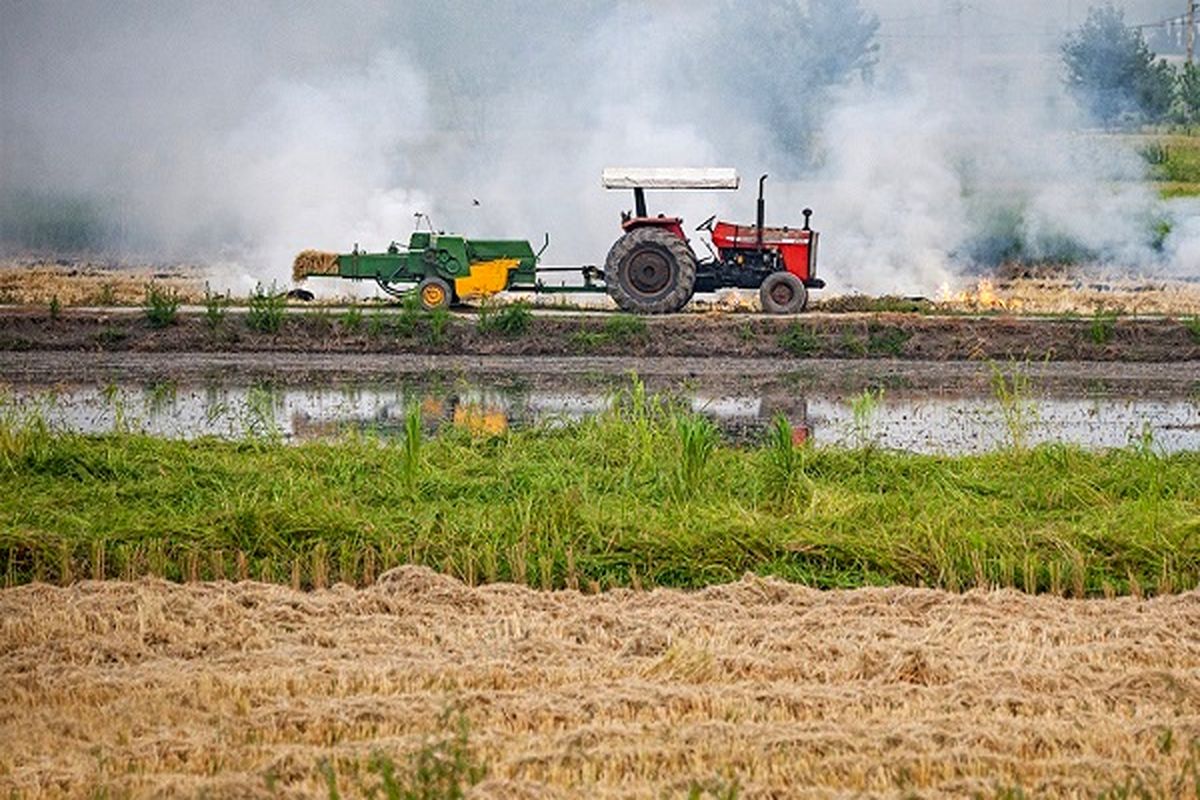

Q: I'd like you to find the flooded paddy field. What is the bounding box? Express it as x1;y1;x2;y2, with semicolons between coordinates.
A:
3;352;1198;454
4;355;1200;798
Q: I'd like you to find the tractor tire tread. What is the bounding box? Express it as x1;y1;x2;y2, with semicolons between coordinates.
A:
604;227;697;314
759;271;808;314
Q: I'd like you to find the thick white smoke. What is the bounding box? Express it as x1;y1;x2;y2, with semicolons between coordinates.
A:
208;51;433;294
1;0;1194;297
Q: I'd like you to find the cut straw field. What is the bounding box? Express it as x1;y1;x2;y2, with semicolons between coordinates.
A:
1;569;1199;798
0;263;204;306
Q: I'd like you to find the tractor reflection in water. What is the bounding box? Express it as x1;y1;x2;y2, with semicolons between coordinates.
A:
289;388;811;445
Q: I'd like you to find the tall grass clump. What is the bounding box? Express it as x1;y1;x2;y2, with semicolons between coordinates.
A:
1184;315;1200;344
762;414;813;512
476;300;532;336
394;294;423;336
142;283;180;328
241;383;282;442
401;402;422;491
368;310;389;336
779;323;819;356
203;283;227;331
673;412;718;499
990;362;1036;451
1090;306;1119;345
848;388;883;451
340;304;363;332
248;283;285;333
425;307;450;345
604;313;647;341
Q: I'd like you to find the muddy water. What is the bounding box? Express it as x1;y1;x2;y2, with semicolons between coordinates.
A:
4;376;1198;454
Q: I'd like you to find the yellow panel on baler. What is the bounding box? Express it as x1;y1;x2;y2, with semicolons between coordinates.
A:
454;258;520;299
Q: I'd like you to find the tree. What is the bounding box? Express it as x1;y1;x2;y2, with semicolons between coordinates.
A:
1177;62;1200;125
712;0;880;158
1062;4;1175;127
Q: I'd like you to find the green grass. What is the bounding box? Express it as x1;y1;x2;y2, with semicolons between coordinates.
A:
1091;307;1120;345
1;385;1198;595
142;283;180;329
476;300;533;336
866;324;911;356
248;283;285;333
1184;315;1200;344
569;314;648;352
1131;134;1200;197
203;285;227;331
339;305;363;332
779;323;820;356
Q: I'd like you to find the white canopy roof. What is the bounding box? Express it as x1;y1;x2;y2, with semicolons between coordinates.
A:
602;167;740;190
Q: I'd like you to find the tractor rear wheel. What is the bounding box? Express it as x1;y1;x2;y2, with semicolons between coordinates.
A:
417;276;453;311
759;271;808;314
604;227;696;314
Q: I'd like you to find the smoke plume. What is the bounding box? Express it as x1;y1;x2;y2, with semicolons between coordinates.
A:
0;0;1193;296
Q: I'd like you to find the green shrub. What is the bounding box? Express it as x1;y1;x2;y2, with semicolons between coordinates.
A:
247;283;285;333
673;412;718;498
395;294;422;337
779;323;819;356
839;331;868;356
867;324;911;356
425;307;450;345
203;284;227;331
477;301;532;336
604;313;648;341
1090;307;1119;345
142;284;179;328
340;305;363;332
1184;315;1200;344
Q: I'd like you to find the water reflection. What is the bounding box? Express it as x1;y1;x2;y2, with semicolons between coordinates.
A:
3;379;1198;455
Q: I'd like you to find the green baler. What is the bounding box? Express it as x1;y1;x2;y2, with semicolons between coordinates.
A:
294;231;595;310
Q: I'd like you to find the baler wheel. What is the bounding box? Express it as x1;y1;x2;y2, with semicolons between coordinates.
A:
418;277;453;311
759;271;808;314
604;227;697;314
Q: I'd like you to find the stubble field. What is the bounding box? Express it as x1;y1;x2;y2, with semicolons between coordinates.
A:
2;568;1199;799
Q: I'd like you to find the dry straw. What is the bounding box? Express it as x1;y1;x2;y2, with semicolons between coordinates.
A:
292;250;339;283
0;265;202;306
1;568;1198;798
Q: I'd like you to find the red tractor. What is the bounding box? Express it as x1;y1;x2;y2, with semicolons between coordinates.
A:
602;168;822;314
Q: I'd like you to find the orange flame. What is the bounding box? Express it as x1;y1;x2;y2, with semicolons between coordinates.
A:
939;278;1022;311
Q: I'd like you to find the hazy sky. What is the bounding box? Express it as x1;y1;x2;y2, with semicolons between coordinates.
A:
1;1;1195;291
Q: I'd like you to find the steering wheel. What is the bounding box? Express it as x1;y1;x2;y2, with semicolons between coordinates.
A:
695;214;717;232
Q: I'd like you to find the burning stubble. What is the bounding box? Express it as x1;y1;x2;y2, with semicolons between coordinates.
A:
1;1;1197;298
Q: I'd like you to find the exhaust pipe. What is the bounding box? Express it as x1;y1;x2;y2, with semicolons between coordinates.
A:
756;174;767;248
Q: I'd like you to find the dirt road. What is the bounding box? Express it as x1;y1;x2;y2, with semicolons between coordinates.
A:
3;570;1198;798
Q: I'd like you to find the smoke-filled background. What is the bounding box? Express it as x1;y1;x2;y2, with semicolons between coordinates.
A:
0;0;1195;295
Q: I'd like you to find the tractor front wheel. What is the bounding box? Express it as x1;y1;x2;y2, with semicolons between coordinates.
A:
604;227;697;314
417;277;453;311
759;271;808;314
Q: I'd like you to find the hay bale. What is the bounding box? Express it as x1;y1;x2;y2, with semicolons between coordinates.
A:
292;250;339;283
